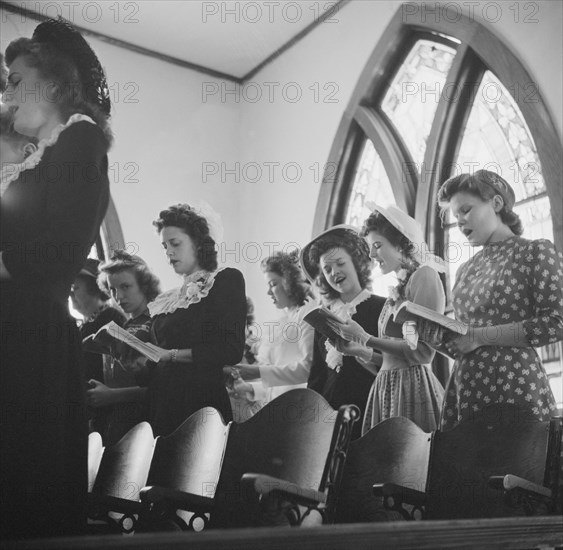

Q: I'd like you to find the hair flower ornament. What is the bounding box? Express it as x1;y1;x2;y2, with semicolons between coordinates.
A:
192;200;224;244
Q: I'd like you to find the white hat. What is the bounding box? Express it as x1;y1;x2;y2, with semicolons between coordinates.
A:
367;203;447;273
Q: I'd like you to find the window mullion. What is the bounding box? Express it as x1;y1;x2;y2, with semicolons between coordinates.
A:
415;44;483;237
354;105;416;215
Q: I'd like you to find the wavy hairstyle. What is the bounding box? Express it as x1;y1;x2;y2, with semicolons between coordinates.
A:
98;250;162;303
153;204;218;272
5;38;112;145
308;231;372;301
437;169;523;236
261;250;313;307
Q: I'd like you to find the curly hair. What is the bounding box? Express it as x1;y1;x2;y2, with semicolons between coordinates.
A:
437;170;523;236
308;230;372;301
5;38;112;146
153;204;218;272
261;250;313;307
98;250;162;303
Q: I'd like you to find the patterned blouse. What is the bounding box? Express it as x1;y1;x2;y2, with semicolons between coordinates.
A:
441;236;563;429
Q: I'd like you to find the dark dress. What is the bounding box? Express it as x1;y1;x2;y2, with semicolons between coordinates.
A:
308;293;386;439
80;304;127;383
148;268;246;436
95;310;151;446
0;120;109;539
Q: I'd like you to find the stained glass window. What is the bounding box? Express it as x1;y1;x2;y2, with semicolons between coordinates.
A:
345;140;397;297
382;40;456;169
444;70;552;285
333;22;561;402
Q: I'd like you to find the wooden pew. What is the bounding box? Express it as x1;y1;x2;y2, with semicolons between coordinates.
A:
139;389;359;529
139;408;230;531
375;404;562;520
87;432;104;493
336;416;431;522
88;422;156;533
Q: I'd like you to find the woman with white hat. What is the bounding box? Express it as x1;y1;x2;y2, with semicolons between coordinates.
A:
301;225;386;439
328;205;446;434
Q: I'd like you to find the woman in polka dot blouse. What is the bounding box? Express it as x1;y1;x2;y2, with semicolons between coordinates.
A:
437;169;562;429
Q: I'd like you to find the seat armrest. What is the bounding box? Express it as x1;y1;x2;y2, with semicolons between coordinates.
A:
87;492;145;516
241;473;327;506
140;485;215;514
373;483;427;506
488;475;552;498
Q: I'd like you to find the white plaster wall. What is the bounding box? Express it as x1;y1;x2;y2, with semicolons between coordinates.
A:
1;12;241;293
2;0;561;323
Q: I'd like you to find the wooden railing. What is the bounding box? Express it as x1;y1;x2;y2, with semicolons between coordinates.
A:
9;516;563;550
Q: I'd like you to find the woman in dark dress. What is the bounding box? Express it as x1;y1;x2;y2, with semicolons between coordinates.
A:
301;225;386;439
0;19;111;539
146;203;247;436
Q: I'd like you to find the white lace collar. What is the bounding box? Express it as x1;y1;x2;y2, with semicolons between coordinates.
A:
148;267;224;317
328;288;372;320
0;113;95;197
324;289;371;373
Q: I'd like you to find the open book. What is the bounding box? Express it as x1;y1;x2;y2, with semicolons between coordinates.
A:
303;306;347;342
82;321;161;363
393;301;468;335
389;301;468;355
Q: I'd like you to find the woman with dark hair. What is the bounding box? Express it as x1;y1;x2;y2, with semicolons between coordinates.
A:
226;250;316;419
0;18;111;538
437;169;561;429
329;207;446;434
86;251;161;445
71;258;126;384
301;226;386;439
146;203;246;436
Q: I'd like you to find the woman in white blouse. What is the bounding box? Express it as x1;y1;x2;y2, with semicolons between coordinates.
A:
226;250;316;420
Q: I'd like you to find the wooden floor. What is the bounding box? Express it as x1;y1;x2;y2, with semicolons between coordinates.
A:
2;516;562;550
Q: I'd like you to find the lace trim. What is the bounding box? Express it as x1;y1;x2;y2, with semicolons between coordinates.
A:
328;288;372;319
324;289;372;372
0;113;96;197
148;267;225;317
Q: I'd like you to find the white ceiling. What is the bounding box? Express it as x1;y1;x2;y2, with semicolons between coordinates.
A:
3;0;347;80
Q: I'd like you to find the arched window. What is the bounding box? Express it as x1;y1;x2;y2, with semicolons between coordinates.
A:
315;6;562;402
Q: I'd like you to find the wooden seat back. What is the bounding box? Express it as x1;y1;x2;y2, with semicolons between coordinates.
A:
426;404;559;519
211;388;358;527
337;416;431;522
87;432;104;493
92;421;155;502
146;407;230;499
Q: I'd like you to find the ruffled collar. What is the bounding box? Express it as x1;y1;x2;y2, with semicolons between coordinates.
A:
324;289;371;373
148;268;224;317
328;288;371;319
0;113;96;197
